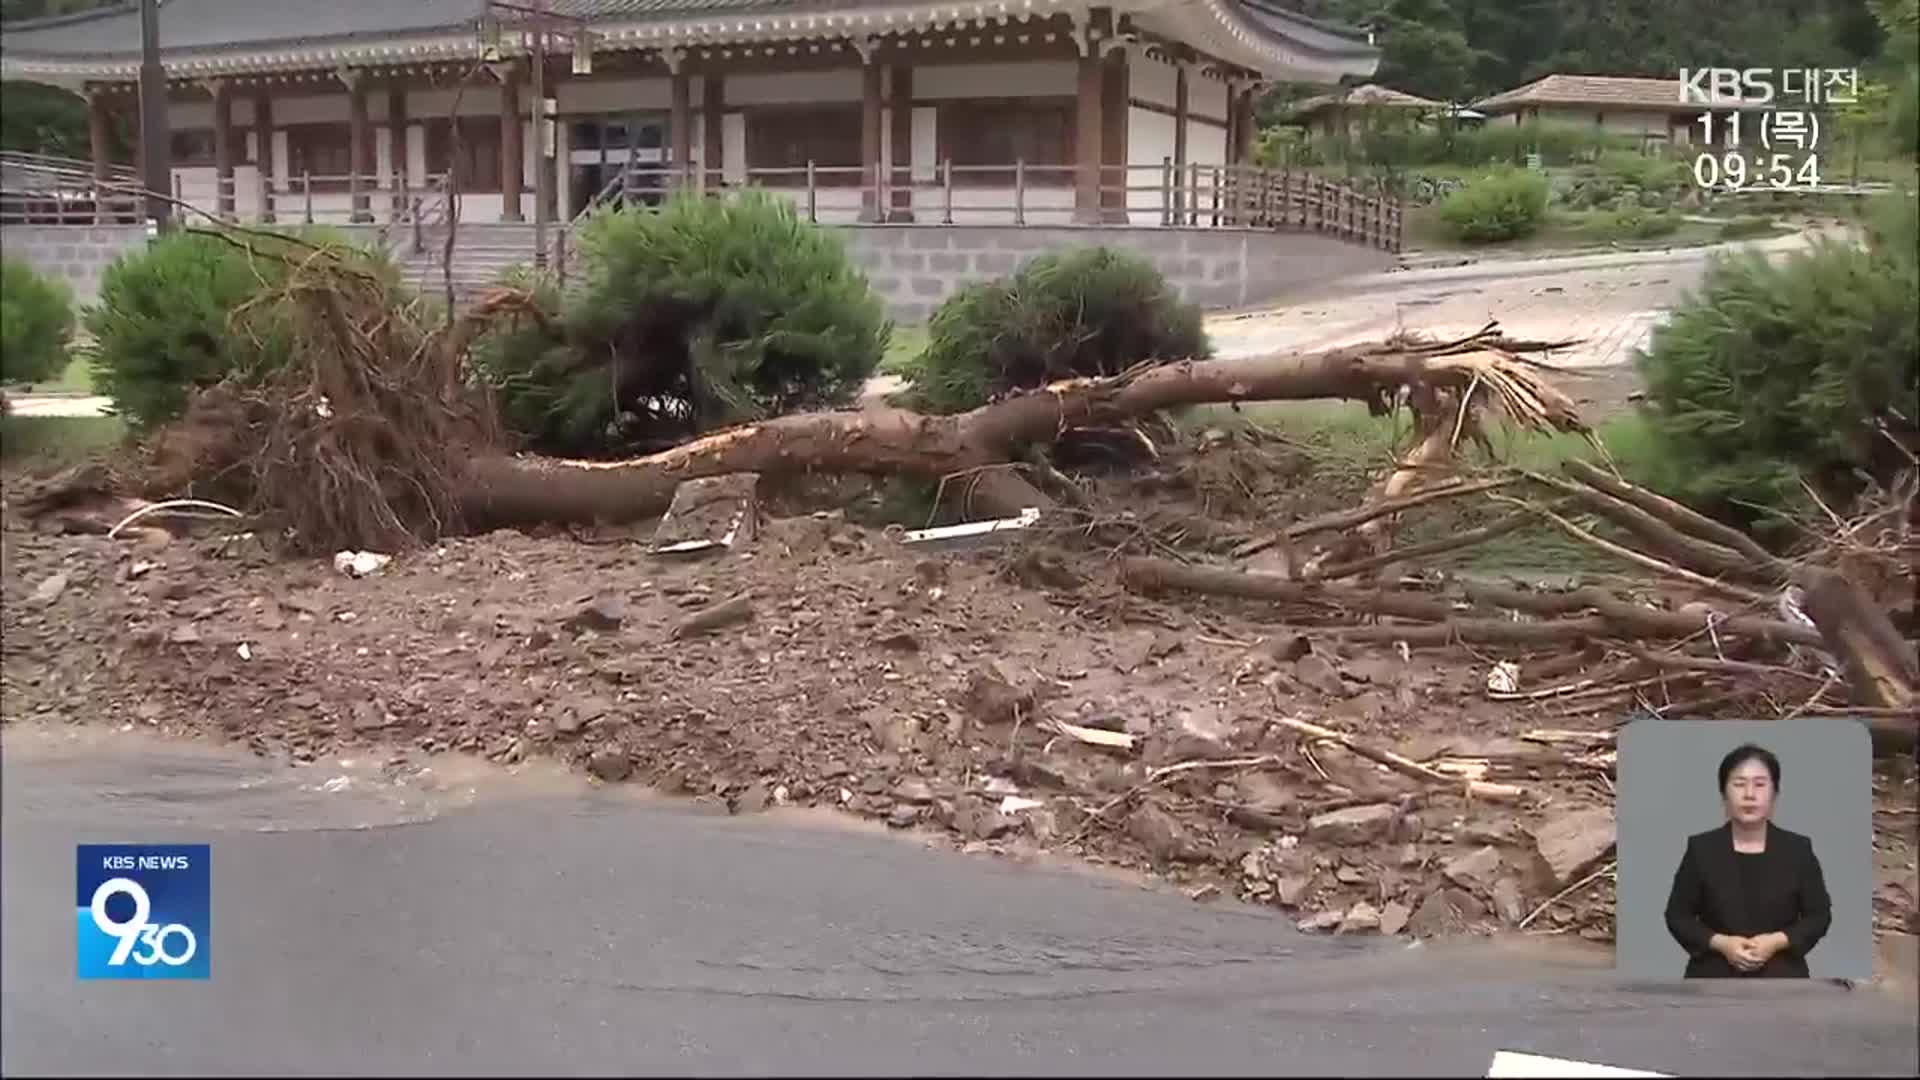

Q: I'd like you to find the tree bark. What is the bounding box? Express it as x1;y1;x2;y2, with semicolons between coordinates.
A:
460;341;1577;529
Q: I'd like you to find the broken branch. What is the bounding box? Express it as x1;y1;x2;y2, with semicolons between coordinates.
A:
1562;459;1786;572
1268;713;1524;802
1233;476;1515;559
1489;494;1770;605
1528;471;1780;585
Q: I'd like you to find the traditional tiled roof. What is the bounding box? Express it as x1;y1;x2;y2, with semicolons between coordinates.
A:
1291;82;1440;116
1472;73;1766;114
0;0;1379;84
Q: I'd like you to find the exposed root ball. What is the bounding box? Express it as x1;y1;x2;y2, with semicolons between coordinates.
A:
137;245;514;554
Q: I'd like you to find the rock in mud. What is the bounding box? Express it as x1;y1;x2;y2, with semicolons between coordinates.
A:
1292;655;1349;696
563;595;627;633
1339;900;1382;934
1275;872;1315;908
1297;908;1345;933
587;748;632;782
1530;805;1616;888
1379;899;1412;936
1128;804;1208;864
891;777;935;804
30;572;70;607
1441;845;1503;895
1307;803;1398;846
732;781;772;815
1492;877;1526;926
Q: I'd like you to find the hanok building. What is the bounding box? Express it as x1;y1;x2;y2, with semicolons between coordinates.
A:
0;0;1403;315
1286;83;1444;140
1470;74;1764;149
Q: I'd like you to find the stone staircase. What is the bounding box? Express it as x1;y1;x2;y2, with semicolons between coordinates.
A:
395;222;547;302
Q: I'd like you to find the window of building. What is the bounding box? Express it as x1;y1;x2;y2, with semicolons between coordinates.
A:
169;130;215;166
284;123;358;191
425;117;504;193
936;99;1075;186
744;105;862;185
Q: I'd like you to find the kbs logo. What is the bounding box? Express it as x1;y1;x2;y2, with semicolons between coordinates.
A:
75;844;210;979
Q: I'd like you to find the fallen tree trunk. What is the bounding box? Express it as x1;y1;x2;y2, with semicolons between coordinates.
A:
461;338;1584;528
1120;557;1824;648
1799;570;1918;754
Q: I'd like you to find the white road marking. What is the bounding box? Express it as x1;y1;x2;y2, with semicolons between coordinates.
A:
1487;1049;1672;1078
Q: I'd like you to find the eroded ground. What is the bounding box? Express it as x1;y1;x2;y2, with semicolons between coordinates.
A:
6;437;1914;958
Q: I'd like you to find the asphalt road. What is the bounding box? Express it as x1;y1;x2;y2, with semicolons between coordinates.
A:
4;726;1916;1077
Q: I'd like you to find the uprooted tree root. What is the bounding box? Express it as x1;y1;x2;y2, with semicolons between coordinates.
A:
135;244;541;554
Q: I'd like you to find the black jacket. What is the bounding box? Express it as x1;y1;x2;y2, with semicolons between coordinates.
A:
1664;822;1831;978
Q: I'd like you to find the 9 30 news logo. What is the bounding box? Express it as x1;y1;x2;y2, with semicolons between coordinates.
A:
75;845;210;979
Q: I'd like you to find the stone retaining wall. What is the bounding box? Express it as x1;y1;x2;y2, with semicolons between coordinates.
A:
837;226;1396;323
0;224;150;304
2;221;1397;324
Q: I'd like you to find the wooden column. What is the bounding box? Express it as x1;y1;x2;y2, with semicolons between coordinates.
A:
888;64;913;221
860;59;883;222
1172;63;1188;218
86;90;115;223
387;83;408;214
346;71;372;222
1233;85;1257;164
1223;81;1239;170
1073;32;1106;223
87;91;113;182
254;90;274;222
670;69;691;189
702;75;724;189
1100;44;1128;222
210;80;234;218
500;62;524;221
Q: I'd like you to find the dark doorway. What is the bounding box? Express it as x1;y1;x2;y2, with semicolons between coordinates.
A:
568;114;673;216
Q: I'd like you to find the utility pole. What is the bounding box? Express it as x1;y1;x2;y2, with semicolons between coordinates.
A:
138;0;172;229
531;0;548;270
483;0;585;270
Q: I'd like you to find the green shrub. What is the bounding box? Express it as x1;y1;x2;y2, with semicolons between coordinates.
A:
1;257;74;388
1311;121;1626;169
475;192;888;456
1558;151;1694;211
1632;191;1919;532
83;227;417;429
903;247;1210;415
1436;169;1550;243
1582;207;1681;242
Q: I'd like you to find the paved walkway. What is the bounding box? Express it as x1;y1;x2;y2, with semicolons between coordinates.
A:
1207;227;1848;366
3;394;112;419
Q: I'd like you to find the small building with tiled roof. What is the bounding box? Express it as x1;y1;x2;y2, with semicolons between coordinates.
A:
1471;73;1762;147
0;0;1384;227
1285;82;1442;138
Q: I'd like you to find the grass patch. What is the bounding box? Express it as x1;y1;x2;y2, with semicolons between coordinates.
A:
0;351;92;395
0;414;127;466
879;326;928;377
